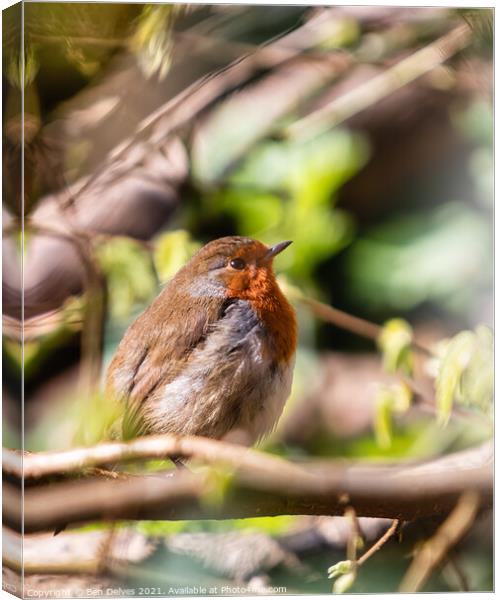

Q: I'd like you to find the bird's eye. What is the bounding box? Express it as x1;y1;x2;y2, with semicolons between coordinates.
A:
229;257;246;270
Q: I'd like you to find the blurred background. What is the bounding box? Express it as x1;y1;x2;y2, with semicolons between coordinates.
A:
2;3;493;595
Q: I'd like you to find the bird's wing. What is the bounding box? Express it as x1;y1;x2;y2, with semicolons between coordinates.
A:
105;288;231;438
138;300;272;440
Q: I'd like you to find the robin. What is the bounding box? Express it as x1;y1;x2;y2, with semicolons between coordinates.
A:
106;236;297;446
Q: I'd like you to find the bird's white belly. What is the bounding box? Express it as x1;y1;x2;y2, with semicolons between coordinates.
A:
233;357;295;445
144;352;294;444
141;298;295;443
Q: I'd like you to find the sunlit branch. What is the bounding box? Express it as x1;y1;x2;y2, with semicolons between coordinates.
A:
399;491;480;592
285;23;472;140
3;438;492;532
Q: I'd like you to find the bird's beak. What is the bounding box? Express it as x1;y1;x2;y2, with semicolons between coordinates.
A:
264;240;293;261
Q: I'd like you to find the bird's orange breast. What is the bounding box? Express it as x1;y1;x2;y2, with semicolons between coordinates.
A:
226;267;297;364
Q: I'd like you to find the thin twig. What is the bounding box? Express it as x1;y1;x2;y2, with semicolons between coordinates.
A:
357;519;399;566
344;506;364;561
68;9;349;205
300;296;433;357
25;220;107;392
417;516;470;592
286;23;472;139
399;491;480;592
88;468;130;480
443;550;470;592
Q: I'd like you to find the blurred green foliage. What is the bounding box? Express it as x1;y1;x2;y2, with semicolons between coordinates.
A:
8;5;493;593
153;230;201;283
199;130;369;290
345;99;492;321
297;414;490;463
345;201;492;315
434;325;493;425
316;17;360;50
4;3;185;118
130;5;183;80
457;100;493;147
377;318;414;376
198;464;236;511
136;515;298;538
24;4;138;85
96;237;157;320
373;382;413;449
454;100;493;209
73;390;123;447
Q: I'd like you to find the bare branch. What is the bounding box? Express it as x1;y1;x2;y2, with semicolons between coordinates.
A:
286;23;472;140
69;9;352;204
3;434;309;481
3;438;492;533
442;550;470;592
300;296;432;357
399;491;480;592
299;295;491;425
24;220;107;391
357;519;399;566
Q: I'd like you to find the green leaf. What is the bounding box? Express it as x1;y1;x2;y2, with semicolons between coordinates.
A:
459;325;493;414
6;44;39;88
328;561;357;594
129;5;182;80
435;326;493;425
435;330;476;426
333;571;357;594
316;17;360;50
374;389;393;449
153;230;200;283
377;318;414;375
73;390;123;447
96;237;157;319
374;382;413;449
328;560;354;579
391;381;413;414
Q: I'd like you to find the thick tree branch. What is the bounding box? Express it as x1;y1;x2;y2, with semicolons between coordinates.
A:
2;438;492;533
3;434;312;481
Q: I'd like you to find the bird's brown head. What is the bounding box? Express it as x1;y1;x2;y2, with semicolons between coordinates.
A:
180;236;292;302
